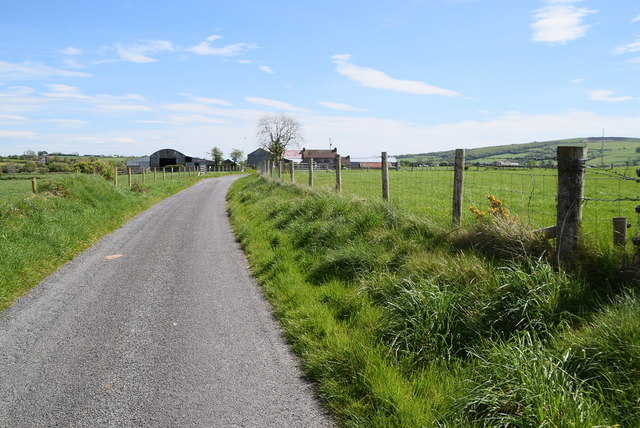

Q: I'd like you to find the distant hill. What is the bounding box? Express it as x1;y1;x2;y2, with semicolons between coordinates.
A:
396;137;640;167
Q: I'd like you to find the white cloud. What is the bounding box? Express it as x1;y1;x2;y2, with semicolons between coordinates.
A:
613;39;640;55
0;61;92;80
319;101;368;112
43;119;89;126
0;129;39;139
100;104;155;112
0;86;35;97
0;113;28;121
571;78;584;83
114;40;176;63
633;15;640;22
259;65;274;74
41;84;90;99
244;97;309;112
588;90;634;102
186;35;257;56
531;0;596;44
190;96;232;106
237;59;252;64
61;47;83;56
331;54;461;97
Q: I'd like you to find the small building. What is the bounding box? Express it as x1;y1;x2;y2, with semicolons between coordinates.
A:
246;148;271;167
284;149;303;164
350;156;398;169
125;156;150;169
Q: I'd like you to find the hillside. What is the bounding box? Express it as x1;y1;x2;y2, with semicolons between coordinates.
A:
396;137;640;166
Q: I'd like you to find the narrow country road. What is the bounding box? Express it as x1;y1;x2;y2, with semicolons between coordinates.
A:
0;175;333;427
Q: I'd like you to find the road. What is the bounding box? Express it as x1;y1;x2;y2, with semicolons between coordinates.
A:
0;175;333;427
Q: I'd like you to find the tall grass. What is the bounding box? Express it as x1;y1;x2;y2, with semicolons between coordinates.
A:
228;174;640;427
0;173;204;310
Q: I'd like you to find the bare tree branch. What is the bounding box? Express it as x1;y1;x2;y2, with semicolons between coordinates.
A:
256;114;303;161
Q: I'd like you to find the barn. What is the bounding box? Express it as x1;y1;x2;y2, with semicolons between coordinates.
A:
126;148;213;170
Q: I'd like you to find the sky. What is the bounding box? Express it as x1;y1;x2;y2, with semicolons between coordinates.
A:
0;0;639;159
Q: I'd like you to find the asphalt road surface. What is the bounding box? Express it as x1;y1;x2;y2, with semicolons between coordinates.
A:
0;175;333;427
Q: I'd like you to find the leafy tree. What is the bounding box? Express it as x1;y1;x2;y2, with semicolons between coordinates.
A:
257;113;303;162
23;150;37;158
210;147;223;167
230;148;244;165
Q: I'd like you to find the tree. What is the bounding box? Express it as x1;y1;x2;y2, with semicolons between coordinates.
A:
257;113;303;162
230;149;244;165
210;147;223;167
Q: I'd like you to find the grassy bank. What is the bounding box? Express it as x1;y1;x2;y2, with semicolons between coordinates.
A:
227;174;640;427
0;173;216;311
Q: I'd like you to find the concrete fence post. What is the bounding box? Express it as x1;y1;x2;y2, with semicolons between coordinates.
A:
382;152;390;202
556;146;587;265
335;153;342;192
613;217;627;248
452;149;465;226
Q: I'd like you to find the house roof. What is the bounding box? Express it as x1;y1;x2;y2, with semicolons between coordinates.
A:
302;148;337;159
284;149;302;159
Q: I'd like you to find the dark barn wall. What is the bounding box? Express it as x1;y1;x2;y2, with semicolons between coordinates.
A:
150;149;186;168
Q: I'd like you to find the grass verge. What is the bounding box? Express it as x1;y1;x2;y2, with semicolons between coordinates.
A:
227;174;640;427
0;173;227;311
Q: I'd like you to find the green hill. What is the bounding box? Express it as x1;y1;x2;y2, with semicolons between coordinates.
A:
396;137;640;167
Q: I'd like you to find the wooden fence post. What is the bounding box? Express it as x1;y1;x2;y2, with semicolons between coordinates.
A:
452;149;465;226
290;161;295;183
335;153;342;192
163;167;166;181
31;177;37;193
114;168;118;186
613;217;627;248
153;168;157;182
309;158;314;187
142;168;146;184
556;146;587;265
278;160;283;179
128;168;132;187
382;152;390;202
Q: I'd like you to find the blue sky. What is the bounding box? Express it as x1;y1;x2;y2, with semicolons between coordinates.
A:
1;0;639;158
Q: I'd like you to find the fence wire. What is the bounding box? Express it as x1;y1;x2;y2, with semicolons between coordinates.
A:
275;154;640;251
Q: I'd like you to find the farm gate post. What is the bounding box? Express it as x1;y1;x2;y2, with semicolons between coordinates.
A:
382;152;390;202
556;146;587;265
452;149;465;226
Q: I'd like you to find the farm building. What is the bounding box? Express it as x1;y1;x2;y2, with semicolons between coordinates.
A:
247;147;351;168
350;156;398;169
246;148;271;167
126;149;212;170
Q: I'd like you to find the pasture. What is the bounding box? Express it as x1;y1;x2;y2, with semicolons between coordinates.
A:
288;166;639;249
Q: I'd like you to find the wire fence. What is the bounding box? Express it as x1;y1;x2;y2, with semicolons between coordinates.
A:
260;148;640;255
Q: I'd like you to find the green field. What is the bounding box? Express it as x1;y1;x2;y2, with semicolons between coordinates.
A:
397;137;640;167
283;167;639;249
